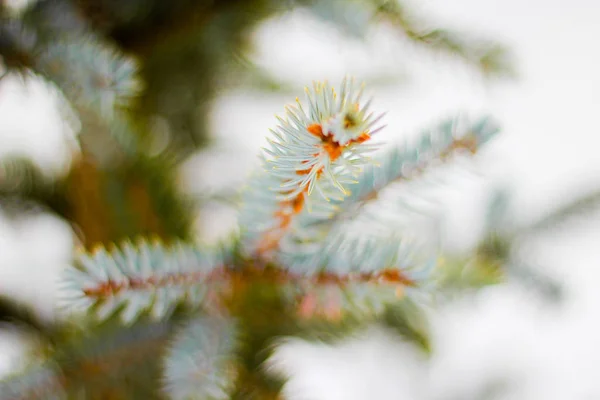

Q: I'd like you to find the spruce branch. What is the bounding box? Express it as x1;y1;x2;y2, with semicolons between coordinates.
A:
35;36;142;123
59;239;229;323
33;35;142;153
475;189;563;301
60;235;426;330
1;10;141;121
521;187;600;235
238;83;498;317
43;76;506;398
339;116;499;217
287;235;430;320
372;0;515;77
163;315;238;400
305;0;514;78
0;0;519;394
278;116;499;269
239;77;384;258
0;12;143;153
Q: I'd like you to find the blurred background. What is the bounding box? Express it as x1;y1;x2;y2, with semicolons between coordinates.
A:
0;0;599;398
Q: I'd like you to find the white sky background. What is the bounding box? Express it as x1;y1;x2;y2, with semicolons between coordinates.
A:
1;0;600;398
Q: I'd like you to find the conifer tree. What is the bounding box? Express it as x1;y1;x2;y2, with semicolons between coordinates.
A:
0;0;573;398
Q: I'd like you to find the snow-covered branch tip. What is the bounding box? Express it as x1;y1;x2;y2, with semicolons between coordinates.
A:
239;77;384;258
